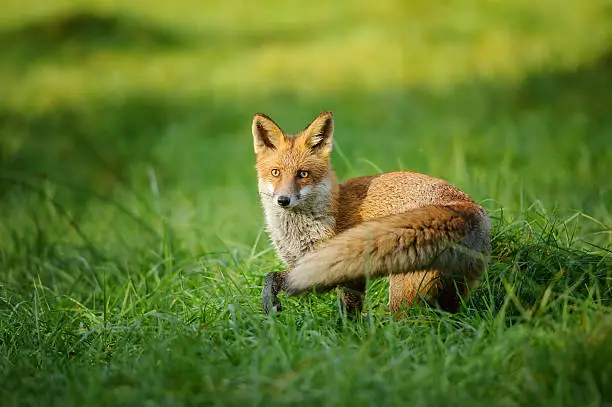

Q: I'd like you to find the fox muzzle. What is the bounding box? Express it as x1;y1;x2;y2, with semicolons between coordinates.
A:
277;195;291;207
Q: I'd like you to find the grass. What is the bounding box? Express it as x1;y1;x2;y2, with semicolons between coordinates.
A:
1;1;612;406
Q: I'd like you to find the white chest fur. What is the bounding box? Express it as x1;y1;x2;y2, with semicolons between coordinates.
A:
258;181;336;267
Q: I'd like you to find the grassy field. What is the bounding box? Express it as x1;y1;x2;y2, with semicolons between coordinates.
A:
1;1;612;406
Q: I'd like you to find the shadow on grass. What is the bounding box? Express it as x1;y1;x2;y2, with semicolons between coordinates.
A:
0;96;250;198
0;11;191;68
0;10;346;71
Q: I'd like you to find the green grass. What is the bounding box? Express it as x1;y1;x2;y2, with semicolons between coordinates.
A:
1;1;612;406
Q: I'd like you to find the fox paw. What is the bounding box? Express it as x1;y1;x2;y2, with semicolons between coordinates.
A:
262;272;283;314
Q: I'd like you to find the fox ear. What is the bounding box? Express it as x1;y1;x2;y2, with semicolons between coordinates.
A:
252;113;284;154
304;111;334;154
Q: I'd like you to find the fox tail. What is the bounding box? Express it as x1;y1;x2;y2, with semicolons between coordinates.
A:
283;202;491;295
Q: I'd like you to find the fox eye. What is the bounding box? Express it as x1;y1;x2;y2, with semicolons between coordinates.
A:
271;168;281;177
298;170;309;179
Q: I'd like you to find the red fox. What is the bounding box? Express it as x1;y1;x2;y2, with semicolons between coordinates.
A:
253;111;492;316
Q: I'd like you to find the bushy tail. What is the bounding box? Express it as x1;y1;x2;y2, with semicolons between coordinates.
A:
283;202;490;295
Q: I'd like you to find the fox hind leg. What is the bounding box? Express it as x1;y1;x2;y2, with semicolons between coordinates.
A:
434;275;469;313
337;279;366;319
388;271;440;314
388;269;479;315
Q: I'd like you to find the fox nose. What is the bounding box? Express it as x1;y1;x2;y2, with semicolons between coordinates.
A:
277;196;291;207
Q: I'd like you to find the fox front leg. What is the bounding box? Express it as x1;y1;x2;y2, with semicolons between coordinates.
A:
262;271;287;314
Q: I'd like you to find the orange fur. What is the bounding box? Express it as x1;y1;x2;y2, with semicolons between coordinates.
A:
254;112;491;314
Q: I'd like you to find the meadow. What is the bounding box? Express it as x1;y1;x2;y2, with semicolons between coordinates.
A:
1;1;612;406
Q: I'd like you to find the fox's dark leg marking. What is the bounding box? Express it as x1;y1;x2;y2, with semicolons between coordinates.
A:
435;275;469;313
262;271;288;314
337;279;366;319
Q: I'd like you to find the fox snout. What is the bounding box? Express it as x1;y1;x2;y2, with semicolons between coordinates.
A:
261;182;311;209
277;195;291;207
272;190;305;208
262;178;312;209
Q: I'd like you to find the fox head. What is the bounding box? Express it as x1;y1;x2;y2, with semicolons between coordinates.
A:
252;111;334;209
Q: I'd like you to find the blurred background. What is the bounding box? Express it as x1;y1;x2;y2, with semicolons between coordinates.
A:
1;0;611;262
